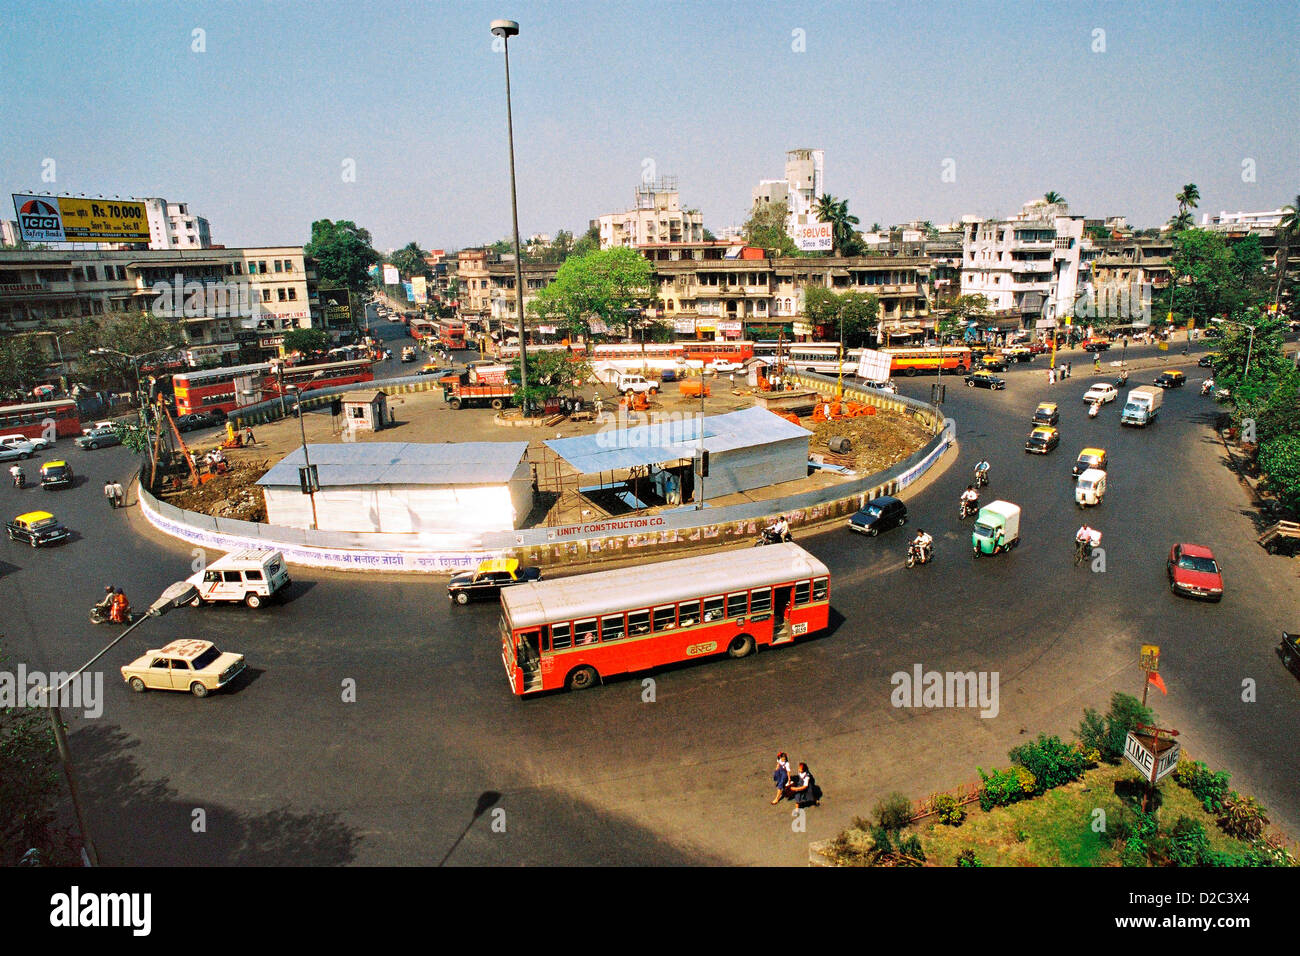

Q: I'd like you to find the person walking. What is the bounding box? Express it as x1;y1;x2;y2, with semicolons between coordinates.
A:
771;752;792;804
1066;361;1072;378
244;425;255;447
104;480;118;509
1048;367;1056;385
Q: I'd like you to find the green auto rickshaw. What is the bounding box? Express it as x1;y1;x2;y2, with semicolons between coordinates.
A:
972;500;1020;557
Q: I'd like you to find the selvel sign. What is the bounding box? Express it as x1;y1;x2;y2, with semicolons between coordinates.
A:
1123;730;1180;783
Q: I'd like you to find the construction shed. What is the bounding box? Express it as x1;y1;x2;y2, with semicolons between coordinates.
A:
257;441;533;534
542;406;811;512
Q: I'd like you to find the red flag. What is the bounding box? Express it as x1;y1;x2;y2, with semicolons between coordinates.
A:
1147;671;1168;695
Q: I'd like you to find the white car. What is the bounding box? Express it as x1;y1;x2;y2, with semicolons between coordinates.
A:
707;359;744;373
1083;384;1118;404
0;433;50;453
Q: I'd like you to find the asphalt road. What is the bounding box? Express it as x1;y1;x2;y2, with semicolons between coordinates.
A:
2;336;1297;866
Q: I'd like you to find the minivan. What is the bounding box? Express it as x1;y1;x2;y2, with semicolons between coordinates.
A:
186;549;291;608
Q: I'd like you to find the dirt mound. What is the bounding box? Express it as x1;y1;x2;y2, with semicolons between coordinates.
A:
808;411;934;474
155;461;269;522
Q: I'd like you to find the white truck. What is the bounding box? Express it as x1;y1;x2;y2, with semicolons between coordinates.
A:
612;373;659;398
1120;385;1163;427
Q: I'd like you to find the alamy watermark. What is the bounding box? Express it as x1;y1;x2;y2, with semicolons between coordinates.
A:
0;665;102;718
891;664;999;718
1070;283;1152;322
151;273;268;320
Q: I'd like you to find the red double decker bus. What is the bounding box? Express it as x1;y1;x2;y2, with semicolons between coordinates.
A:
173;359;374;416
438;319;467;350
498;542;831;695
0;399;81;442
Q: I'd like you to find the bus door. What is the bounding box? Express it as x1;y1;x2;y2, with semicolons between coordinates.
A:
516;628;543;692
771;586;794;644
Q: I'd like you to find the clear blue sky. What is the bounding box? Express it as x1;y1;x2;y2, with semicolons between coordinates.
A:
2;0;1297;251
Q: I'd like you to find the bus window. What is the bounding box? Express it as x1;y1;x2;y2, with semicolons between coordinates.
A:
549;622;571;650
678;600;701;627
574;618;599;646
702;596;724;622
750;588;771;614
601;614;626;643
725;592;748;618
794;581;811;605
813;577;829;601
627;610;651;636
652;605;677;631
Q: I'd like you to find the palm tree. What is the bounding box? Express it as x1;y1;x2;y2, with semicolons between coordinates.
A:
814;194;861;256
1175;183;1200;212
1043;191;1065;205
1168;211;1194;232
1273;194;1299;307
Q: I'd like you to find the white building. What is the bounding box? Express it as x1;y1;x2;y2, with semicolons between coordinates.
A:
751;148;825;235
593;179;704;249
960;200;1086;328
142;198;213;249
0;220;19;246
1199;208;1288;231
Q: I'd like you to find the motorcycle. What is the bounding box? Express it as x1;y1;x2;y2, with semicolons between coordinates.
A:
1088;400;1101;419
905;541;933;568
754;527;793;547
89;603;134;625
973;468;989;489
11;469;26;489
1201;379;1214;396
959;497;978;519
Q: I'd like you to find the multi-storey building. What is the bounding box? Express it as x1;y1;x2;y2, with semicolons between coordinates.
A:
960;200;1086;328
1200;208;1288;231
141;198;213;249
752;149;825;235
592;179;704;249
0;247;327;373
457;248;492;320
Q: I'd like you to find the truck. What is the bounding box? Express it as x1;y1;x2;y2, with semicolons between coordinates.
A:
441;372;514;410
611;373;659;398
466;361;511;386
1120;385;1162;427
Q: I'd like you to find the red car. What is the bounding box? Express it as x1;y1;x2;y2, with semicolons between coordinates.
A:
1167;543;1224;601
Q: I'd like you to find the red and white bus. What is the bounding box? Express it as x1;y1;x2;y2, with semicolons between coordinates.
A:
681;339;755;364
881;346;972;376
0;398;81;441
499;542;831;695
438;319;467;350
173;358;374;416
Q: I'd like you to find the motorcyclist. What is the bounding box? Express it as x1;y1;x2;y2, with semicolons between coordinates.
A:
762;515;790;543
1089;399;1102;417
960;485;979;516
911;529;934;562
1201;378;1214;395
10;464;25;488
95;585;115;614
974;458;990;486
110;588;130;624
1075;524;1100;562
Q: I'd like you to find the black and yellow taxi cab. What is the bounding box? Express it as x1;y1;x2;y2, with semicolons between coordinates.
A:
1154;370;1186;388
1032;402;1059;426
39;460;74;489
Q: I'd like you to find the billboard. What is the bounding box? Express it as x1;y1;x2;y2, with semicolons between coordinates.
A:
383;265;400;286
412;276;428;304
403;282;414;302
13;193;150;243
792;222;833;252
855;348;893;382
318;287;352;327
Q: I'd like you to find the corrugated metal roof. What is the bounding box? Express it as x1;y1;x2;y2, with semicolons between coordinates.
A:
502;542;829;628
543;406;812;475
257;441;529;488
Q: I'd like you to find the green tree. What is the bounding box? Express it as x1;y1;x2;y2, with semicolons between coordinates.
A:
507;347;592;410
940;294;991;342
1273;194;1299;307
743;200;799;257
1043;191;1065;205
0;336;49;398
389;242;432;280
571;225;601;259
305;220;382;292
1076;692;1153;763
527;247;654;342
1170;229;1244;321
282;328;333;356
800;286;878;347
813;194;863;256
65;312;186;392
702;227;717;242
1259;433;1300;516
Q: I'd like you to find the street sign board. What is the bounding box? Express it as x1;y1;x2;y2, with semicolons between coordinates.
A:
1123;731;1181;783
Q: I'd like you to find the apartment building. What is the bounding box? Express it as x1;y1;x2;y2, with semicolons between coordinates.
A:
592;179;704;249
960;200;1086;328
1200;208;1288;231
458;248;492;319
752;148;825;235
488;260;562;325
141;198;213;249
0;246;326;371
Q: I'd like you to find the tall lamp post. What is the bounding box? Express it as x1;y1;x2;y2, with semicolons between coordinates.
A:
284;384;319;530
492;17;529;415
1211;317;1257;381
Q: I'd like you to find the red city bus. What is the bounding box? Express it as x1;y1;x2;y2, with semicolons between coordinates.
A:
498;542;831;695
174;359;374;416
682;340;755;363
882;346;972;376
438;319;467;350
0;399;81;441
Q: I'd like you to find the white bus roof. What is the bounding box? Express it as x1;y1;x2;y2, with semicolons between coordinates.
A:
501;542;829;630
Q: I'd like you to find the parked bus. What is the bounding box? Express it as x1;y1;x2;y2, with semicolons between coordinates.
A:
779;343;867;373
499;542;831;695
0;398;81;441
438;319;467;351
173;358;374;416
680;339;755;364
881;345;972;376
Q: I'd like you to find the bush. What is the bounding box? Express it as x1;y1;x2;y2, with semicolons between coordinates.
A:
1116;808;1159;867
1077;692;1153;763
978;766;1036;811
956;848;982;867
873;792;913;831
933;793;966;827
1008;734;1090;795
1174;760;1232;812
1218;794;1269;841
1168;816;1211;867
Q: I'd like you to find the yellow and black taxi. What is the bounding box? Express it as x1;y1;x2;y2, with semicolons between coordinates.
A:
965;370;1006;391
1197;352;1219;369
6;510;71;548
1024;426;1060;454
1032;402;1059;426
448;558;542;605
1154;369;1186;388
121;639;246;698
39;460;74;489
1072;446;1108;477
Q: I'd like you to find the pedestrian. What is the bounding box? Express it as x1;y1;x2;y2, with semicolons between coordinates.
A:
771;752;791;804
594;394;604;417
1093;355;1101;373
788;762;820;809
1048;367;1056;385
111;481;125;508
244;425;255;446
1066;361;1072;378
104;480;116;508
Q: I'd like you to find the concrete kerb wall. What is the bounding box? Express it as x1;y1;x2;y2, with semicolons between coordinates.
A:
139;373;955;573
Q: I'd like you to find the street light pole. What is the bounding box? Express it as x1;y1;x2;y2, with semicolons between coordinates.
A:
286;385;319;530
1212;317;1258;381
492;18;529;416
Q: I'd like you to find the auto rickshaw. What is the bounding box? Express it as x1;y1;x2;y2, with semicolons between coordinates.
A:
1033;402;1059;426
972;500;1020;557
1075;468;1107;508
1072;447;1108;478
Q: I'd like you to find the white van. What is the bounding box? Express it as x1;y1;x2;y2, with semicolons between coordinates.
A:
186;549;291;608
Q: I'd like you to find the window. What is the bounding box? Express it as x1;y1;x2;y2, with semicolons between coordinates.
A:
678;600;702;627
702;596;725;622
258;261;267;273
726;592;749;618
274;260;283;272
288;287;297;300
574;618;598;646
244;569;263;581
813;577;829;601
601;614;625;643
794;581;811;605
222;571;241;583
653;605;677;631
750;588;772;614
550;621;572;650
233;262;243;275
282;260;294;272
203;570;220;583
262;289;272;302
627;609;651;636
